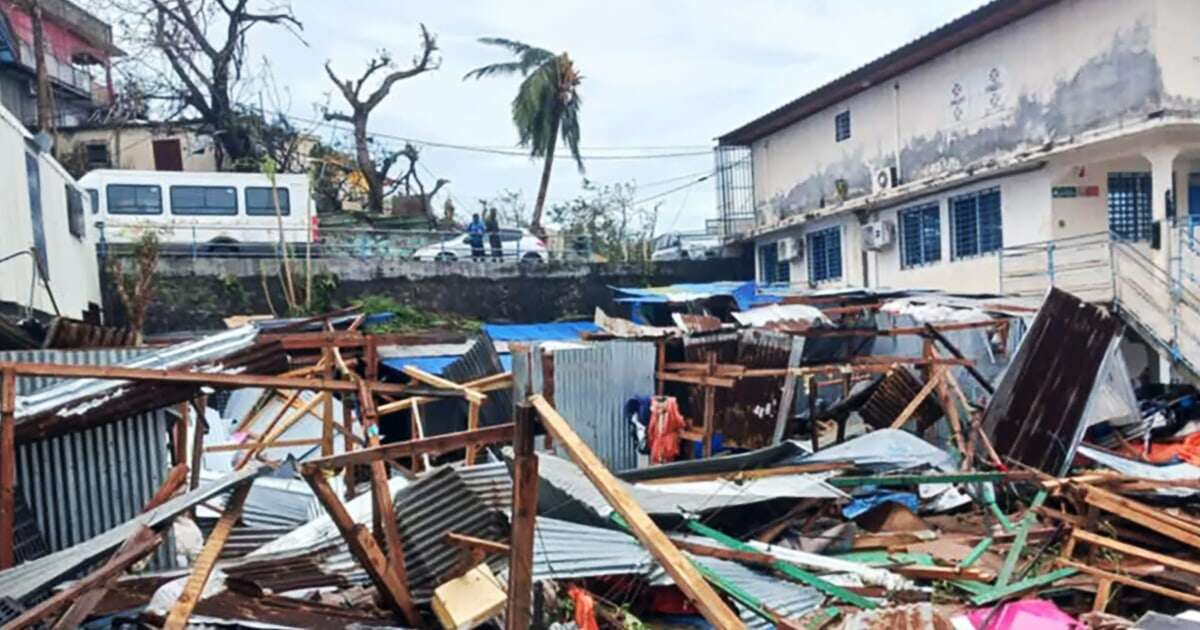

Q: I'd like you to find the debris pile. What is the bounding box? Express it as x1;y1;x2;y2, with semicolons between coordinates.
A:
1;286;1200;628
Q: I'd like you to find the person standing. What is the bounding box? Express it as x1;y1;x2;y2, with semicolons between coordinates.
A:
485;207;502;261
467;213;486;261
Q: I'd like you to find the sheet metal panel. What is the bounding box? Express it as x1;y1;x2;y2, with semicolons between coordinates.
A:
683;329;793;449
982;288;1122;475
551;340;655;472
0;349;176;570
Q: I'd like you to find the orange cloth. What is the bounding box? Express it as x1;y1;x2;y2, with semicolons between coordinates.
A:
568;584;600;630
1118;432;1200;465
649;396;686;464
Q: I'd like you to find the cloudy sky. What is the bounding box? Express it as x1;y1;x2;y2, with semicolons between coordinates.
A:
122;1;989;232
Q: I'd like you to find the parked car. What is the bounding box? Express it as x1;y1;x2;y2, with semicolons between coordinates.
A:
411;228;548;262
650;232;722;261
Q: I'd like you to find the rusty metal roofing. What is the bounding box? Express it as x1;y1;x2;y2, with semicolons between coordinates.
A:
982;288;1123;475
859;367;943;431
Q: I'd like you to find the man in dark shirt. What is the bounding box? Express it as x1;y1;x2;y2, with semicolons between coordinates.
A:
485;208;502;261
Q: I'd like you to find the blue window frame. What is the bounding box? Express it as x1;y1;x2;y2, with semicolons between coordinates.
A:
170;186;237;216
950;187;1002;259
25;151;48;280
107;184;162;215
245;187;291;216
835;110;851;142
900;203;941;268
806;226;842;282
1107;172;1152;241
758;242;791;285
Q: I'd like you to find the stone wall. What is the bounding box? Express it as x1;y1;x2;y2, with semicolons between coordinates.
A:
102;253;755;333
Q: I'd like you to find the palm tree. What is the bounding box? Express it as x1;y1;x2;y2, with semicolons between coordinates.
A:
465;38;582;236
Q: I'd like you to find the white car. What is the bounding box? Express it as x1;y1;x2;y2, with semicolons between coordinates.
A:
411;228;548;262
650;232;722;262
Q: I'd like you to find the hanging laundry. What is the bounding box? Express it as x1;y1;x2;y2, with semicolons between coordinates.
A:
649;396;687;464
568;584;600;630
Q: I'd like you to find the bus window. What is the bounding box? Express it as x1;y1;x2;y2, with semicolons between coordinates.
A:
86;188;99;214
245;187;290;216
106;184;162;215
170;186;237;216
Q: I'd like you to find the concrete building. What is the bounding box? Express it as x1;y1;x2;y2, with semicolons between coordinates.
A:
716;0;1200;381
0;101;101;319
55;119;219;174
0;0;120;128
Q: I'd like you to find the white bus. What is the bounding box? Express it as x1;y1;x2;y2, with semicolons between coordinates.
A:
78;170;312;252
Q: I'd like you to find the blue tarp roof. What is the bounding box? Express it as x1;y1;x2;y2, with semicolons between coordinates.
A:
382;354;513;376
610;281;779;311
482;321;599;342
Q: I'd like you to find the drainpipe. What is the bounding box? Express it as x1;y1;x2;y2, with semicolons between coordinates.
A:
892;82;902;183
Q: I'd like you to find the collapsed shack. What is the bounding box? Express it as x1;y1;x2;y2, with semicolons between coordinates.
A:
0;287;1199;628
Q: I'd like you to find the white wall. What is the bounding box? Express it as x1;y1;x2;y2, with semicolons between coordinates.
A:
750;0;1166;223
0;105;101;317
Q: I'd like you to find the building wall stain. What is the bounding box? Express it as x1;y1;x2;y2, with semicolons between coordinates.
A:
765;23;1165;223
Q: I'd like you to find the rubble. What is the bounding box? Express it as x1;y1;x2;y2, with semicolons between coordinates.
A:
3;287;1200;628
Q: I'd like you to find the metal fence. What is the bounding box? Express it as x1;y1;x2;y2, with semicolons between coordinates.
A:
1;349;178;570
96;222;600;263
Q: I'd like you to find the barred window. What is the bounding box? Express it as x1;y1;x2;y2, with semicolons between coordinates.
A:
900;203;941;268
950;187;1002;259
806;226;842;282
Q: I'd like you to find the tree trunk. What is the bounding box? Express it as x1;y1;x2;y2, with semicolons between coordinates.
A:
29;0;51;132
353;116;384;213
530;116;560;237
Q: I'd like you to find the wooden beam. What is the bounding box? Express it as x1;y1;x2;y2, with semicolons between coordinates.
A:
1058;558;1200;605
1071;529;1200;577
1084;487;1200;550
465;401;482;465
322;351;335;457
669;538;776;568
0;361;461;397
303;470;422;626
889;368;942;429
141;464;189;512
236;392;327;469
530;395;746;629
505;403;538;630
402;366;486;404
636;462;852;485
6;526;162;630
0;368;14;570
445;532;510;555
163;482;252;630
377;372;512;416
302;424;516;472
205;438;324;453
656;371;736;389
189;396;207;491
924;323;995;394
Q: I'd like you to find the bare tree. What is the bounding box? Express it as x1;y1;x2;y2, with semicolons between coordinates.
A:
104;0;304;168
323;25;439;214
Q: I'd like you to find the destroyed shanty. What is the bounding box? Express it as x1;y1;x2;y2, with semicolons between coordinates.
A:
0;285;1198;629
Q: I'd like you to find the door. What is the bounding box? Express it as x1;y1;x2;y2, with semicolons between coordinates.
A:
152;138;184;171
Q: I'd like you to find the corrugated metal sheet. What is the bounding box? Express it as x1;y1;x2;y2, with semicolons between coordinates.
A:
551;340;655;472
441;332;511;427
982;288;1122;475
859;367;943;431
456;460;512;511
482;321;599;342
0;349;176;570
0;464;270;614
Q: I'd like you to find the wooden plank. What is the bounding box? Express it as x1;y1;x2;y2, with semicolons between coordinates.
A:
1072;529;1200;577
1084;489;1200;550
342;394;356;498
1058;558;1200;605
206;438;324;453
505;404;538;630
1084;485;1200;536
141;464;189;512
376;373;511;415
0;368;14;570
702;352;717;458
530;395;746;629
1093;578;1112;612
889;368;942;430
465;401;481;465
303;469;422;626
236;392;326;469
302;424;515;472
924;324;995;394
174;400;190;466
445;532;510;555
322;352;335;457
892;564;992;582
0;361;459;397
163;482;253;630
669;538;776;568
189;397;207;491
637;462;852;485
402;366;486;404
6;526;162;630
656;371;737;389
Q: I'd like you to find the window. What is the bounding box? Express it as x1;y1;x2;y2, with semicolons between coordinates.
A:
806;226;843;282
950;187;1002;259
65;185;85;238
25;151;48;280
84;142;110;168
170;186;237;216
106;184;162;215
758;242;791;285
900;203;941;268
1108;172;1152;241
835;110;851;142
86;188;99;214
245;187;291;216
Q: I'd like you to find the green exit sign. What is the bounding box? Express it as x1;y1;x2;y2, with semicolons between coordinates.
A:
1052;186;1078;198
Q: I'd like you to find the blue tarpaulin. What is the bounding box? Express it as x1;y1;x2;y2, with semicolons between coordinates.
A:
381;354;513;376
482;321;599;341
610;281;780;312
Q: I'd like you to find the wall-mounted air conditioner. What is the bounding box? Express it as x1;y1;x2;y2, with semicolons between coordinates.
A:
778;236;802;261
872;166;898;194
862;220;896;251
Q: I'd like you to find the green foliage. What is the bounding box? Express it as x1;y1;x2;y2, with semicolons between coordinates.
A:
548;180;656;263
308;272;340;315
351;294;480;333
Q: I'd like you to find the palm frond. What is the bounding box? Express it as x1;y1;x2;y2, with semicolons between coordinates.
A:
559;94;583;173
463;61;527;80
466;37;555;79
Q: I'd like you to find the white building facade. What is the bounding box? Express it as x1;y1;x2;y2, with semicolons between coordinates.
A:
721;0;1200;298
0;103;101;319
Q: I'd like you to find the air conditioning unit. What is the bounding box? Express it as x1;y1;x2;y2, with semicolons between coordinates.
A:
862;220;896;251
872;166;898;194
778;236;802;261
